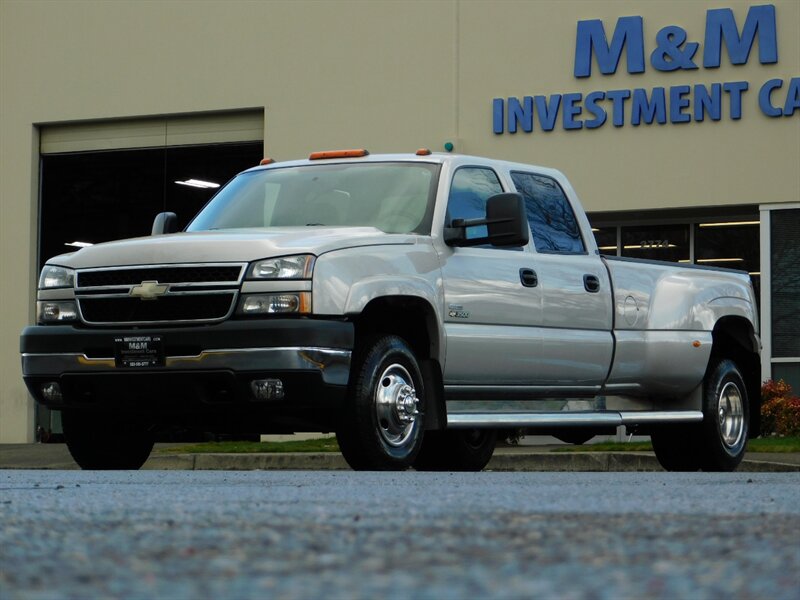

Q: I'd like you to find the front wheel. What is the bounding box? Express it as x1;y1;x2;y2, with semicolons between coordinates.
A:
62;410;154;470
336;335;426;470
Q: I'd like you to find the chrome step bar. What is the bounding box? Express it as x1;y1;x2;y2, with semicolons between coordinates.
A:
447;411;703;428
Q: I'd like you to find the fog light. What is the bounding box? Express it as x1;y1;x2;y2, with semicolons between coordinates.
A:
40;382;63;403
251;379;284;401
37;301;78;323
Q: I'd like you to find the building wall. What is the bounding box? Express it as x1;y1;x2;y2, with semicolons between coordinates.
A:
1;0;798;441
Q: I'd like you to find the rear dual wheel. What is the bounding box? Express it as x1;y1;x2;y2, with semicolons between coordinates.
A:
652;358;749;472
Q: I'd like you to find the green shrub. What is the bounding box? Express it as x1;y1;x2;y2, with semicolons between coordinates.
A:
761;379;800;437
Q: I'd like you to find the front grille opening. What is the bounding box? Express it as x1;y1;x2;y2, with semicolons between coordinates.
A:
78;266;242;288
79;294;235;324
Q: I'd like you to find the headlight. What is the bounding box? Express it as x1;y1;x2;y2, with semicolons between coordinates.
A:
238;293;311;315
248;255;315;280
37;301;78;323
39;265;76;289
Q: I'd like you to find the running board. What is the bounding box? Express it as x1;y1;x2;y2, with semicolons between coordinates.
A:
446;411;703;428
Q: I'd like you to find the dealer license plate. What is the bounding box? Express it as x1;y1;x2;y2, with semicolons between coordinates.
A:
114;336;164;368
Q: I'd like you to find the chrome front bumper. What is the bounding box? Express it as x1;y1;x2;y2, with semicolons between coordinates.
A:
22;346;352;386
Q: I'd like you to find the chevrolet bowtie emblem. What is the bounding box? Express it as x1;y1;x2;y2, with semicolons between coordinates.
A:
130;280;169;300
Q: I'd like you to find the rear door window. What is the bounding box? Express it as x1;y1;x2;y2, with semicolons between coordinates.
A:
511;171;585;254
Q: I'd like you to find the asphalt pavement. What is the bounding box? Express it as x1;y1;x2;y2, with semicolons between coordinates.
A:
2;470;798;599
1;442;799;471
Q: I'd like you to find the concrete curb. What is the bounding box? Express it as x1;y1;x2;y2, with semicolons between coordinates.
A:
138;452;800;472
4;443;798;471
142;452;350;471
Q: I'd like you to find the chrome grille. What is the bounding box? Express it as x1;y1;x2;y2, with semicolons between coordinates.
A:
75;263;245;325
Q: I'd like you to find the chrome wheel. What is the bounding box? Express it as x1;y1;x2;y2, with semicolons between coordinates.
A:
718;381;745;450
374;363;420;448
336;335;425;470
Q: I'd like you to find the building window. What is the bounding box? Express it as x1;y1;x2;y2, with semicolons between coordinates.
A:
593;226;618;256
770;209;800;360
695;219;760;301
588;209;760;309
620;224;690;262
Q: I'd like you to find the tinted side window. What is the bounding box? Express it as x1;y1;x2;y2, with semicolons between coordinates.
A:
446;167;504;239
511;171;585;253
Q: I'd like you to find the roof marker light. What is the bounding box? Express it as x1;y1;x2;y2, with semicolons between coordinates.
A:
416;148;432;156
260;158;275;165
175;179;220;189
309;149;369;160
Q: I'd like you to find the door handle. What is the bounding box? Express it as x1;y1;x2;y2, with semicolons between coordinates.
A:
520;268;538;288
584;274;600;293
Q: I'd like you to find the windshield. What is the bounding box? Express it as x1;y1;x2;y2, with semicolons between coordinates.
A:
187;162;440;234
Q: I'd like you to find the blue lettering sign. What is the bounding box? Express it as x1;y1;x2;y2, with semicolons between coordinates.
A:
535;95;562;131
631;88;667;125
785;78;800;116
694;83;722;121
493;5;790;135
704;5;778;68
584;91;608;128
651;26;699;71
759;78;800;117
669;85;692;123
508;96;534;133
574;16;645;77
759;79;784;117
606;90;631;126
723;81;749;119
562;93;584;129
493;98;504;134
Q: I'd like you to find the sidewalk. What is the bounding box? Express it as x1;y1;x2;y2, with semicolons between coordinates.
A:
1;443;798;472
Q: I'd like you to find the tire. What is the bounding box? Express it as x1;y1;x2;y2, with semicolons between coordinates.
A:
652;358;749;472
697;358;749;471
554;429;595;446
414;429;497;472
651;426;702;472
336;335;426;470
62;411;154;470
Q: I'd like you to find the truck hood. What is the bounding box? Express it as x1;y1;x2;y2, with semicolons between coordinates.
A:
48;227;416;269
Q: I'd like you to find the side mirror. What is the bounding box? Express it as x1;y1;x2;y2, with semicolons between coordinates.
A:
151;212;178;236
444;193;529;248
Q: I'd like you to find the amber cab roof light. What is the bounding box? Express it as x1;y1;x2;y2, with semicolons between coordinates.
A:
308;149;369;160
259;158;275;165
415;148;432;156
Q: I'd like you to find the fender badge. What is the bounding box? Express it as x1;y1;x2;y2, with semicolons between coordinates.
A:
130;280;169;300
448;303;469;319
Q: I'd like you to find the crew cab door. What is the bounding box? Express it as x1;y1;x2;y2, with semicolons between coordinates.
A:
438;166;544;388
509;170;614;389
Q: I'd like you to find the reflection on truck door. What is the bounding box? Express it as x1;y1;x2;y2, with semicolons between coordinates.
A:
439;166;545;388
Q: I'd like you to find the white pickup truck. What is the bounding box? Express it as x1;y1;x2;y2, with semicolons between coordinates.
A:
21;150;761;472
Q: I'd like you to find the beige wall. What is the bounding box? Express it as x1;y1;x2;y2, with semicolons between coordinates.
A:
1;0;798;441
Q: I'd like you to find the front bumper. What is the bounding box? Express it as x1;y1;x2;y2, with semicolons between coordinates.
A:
20;319;353;411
